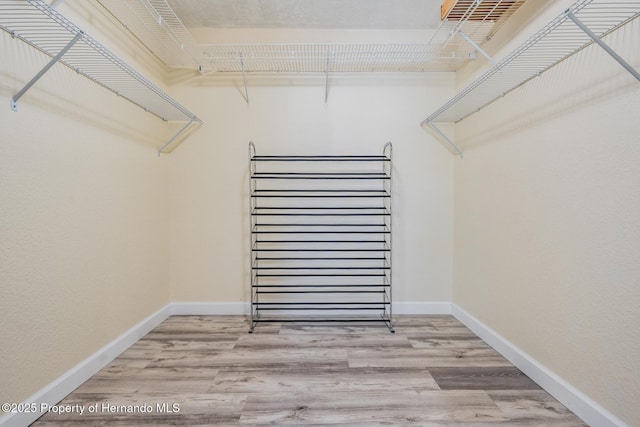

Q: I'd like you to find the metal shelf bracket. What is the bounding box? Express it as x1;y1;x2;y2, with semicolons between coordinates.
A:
240;52;249;104
459;30;497;66
566;10;640;82
422;121;463;158
325;52;331;103
157;119;201;155
10;31;83;112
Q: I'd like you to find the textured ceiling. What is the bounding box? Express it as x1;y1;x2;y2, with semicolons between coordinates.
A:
166;0;443;29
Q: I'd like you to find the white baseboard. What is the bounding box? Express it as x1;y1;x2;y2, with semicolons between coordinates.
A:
0;305;172;427
452;303;628;427
169;301;250;315
169;301;452;316
393;301;452;315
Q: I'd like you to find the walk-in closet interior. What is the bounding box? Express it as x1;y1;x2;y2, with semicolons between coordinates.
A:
1;0;639;425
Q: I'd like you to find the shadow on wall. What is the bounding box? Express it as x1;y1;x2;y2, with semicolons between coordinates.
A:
0;28;202;154
1;78;162;151
458;75;638;153
454;19;640;153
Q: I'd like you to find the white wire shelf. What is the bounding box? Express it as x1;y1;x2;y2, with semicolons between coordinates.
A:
0;0;201;152
422;0;640;155
202;43;464;73
97;0;206;70
97;0;528;74
200;1;526;74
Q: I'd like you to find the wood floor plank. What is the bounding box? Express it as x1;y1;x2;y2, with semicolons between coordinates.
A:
429;367;542;390
408;336;493;349
348;347;512;368
239;390;507;425
234;333;413;349
146;348;349;370
488;390;589;426
210;366;440;394
418;390;510;422
72;365;221;395
31;315;587;426
151;316;264;334
92;366;220;381
128;337;237;352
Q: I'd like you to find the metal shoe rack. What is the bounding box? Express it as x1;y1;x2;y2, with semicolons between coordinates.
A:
249;142;393;332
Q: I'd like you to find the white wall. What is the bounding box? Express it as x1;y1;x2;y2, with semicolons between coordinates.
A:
168;74;455;305
0;2;172;408
453;4;640;426
0;1;456;412
7;1;639;425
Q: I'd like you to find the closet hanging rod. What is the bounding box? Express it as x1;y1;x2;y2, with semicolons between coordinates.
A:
0;0;202;153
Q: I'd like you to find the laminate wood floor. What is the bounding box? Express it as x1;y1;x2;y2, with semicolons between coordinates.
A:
32;316;587;426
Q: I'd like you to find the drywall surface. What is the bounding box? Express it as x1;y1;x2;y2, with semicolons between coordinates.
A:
0;2;171;408
168;74;455;304
453;5;640;426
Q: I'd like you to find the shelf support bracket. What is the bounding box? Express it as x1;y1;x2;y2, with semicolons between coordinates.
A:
11;31;83;112
459;30;496;65
566;11;640;82
157;119;196;155
325;53;331;103
423;121;463;158
240;52;249;104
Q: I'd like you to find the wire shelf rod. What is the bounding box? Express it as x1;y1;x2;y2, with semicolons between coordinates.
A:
255;307;387;311
255;302;390;305
255;257;387;260
252;318;391;323
252;195;390;198
253;267;390;270
254;223;387;226
253;249;390;252
251;156;390;161
254;206;387;211
255;240;387;243
251;214;390;217
252;231;390;234
253;190;390;192
253;284;389;287
256;290;386;294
